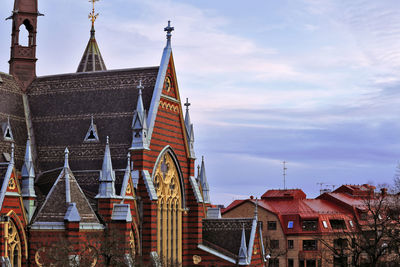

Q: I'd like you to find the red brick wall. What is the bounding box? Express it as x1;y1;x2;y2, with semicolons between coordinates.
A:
131;55;204;265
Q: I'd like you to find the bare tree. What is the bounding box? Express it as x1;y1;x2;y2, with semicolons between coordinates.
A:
318;190;400;267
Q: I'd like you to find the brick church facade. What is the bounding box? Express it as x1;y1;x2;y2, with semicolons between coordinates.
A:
0;0;266;266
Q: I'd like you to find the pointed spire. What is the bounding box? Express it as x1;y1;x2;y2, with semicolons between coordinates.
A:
184;98;195;158
199;156;210;203
21;138;36;196
184;98;191;130
130;81;149;150
10;142;14;165
238;224;248;263
64;148;71;203
96;136;116;198
77;0;106;73
21;137;37;222
136;80;145;115
120;152;132;200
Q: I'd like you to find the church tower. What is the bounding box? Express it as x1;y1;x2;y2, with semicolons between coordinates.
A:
8;0;41;91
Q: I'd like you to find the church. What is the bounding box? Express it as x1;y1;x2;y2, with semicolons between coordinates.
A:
0;0;266;266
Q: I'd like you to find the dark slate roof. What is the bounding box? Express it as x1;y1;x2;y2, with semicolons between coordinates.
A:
0;72;28;168
0;164;9;190
33;168;100;224
202;218;254;258
28;67;158;177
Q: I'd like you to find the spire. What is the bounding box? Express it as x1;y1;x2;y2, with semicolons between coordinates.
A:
21;137;37;222
120;152;132;200
64;148;71;203
199;156;210;203
238;224;248;264
184;98;191;130
184;98;195;158
96;136;116;198
21;138;36;196
10;142;14;165
77;0;106;72
130;80;149;150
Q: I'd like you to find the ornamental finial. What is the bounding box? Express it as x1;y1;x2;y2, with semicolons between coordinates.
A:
137;80;144;95
164;20;174;39
88;0;100;28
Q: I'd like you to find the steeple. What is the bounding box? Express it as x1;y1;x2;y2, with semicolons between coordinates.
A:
238;225;248;264
198;156;210;203
76;0;107;73
184;98;195;158
8;0;42;91
64;148;71;203
21;138;36;222
96;136;116;198
130;80;149;150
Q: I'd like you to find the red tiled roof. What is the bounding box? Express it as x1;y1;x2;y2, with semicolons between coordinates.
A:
261;189;306;200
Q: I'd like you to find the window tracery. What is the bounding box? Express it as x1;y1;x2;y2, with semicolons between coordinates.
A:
154;152;182;265
7;219;22;267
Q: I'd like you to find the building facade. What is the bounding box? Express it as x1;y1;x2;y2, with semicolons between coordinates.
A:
0;0;266;266
223;185;400;267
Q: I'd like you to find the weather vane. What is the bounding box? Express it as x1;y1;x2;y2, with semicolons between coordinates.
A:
88;0;100;27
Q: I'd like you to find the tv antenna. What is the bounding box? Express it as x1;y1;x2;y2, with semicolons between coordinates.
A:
283;161;287;189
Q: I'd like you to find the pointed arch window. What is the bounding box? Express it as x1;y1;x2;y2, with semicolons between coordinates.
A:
18;20;33;47
154;152;182;265
8;219;22;267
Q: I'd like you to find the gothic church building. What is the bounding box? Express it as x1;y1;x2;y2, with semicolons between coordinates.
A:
0;0;266;266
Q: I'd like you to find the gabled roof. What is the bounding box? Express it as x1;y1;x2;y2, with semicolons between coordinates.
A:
32;161;100;225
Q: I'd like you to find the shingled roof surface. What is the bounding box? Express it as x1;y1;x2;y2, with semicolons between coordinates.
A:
28;67;158;172
28;67;159;197
0;164;8;189
0;72;28;168
33;168;100;224
202;218;254;258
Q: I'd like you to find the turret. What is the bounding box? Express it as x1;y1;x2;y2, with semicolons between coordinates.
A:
130;81;149;150
8;0;42;91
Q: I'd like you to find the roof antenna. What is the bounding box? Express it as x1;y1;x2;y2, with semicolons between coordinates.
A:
283;161;287;190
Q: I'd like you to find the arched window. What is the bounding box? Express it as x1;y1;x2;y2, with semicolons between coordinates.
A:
154;152;182;265
8;219;22;267
18;20;33;47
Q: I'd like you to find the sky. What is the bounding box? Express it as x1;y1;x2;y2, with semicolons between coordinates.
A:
1;0;400;206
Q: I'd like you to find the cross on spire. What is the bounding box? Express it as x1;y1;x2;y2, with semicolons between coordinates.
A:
88;0;100;28
164;20;174;39
184;98;191;111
